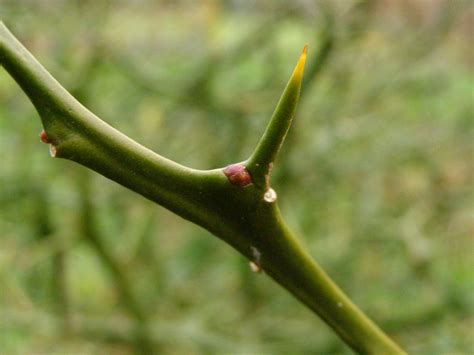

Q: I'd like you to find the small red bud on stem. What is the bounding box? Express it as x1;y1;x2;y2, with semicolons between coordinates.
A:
223;164;252;187
39;130;57;157
39;130;51;144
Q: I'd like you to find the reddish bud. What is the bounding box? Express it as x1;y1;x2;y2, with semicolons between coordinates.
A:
223;164;252;187
39;130;51;144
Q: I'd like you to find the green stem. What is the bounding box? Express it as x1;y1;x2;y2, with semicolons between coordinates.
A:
251;203;403;354
0;21;405;354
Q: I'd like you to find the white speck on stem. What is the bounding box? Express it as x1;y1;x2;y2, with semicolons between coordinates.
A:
263;188;277;203
49;144;57;157
337;302;343;308
250;246;262;273
249;261;262;273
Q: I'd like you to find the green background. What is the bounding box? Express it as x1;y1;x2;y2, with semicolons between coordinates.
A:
0;0;472;354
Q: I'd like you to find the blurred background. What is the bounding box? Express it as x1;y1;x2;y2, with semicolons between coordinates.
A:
0;0;472;354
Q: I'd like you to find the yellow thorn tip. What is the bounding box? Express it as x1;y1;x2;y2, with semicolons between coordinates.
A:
292;44;308;81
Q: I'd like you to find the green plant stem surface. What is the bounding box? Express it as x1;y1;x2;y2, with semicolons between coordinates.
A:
0;21;405;354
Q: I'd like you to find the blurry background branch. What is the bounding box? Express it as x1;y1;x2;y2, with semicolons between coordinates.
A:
76;171;155;354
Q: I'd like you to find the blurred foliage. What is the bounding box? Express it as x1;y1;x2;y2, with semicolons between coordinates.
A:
0;0;473;354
